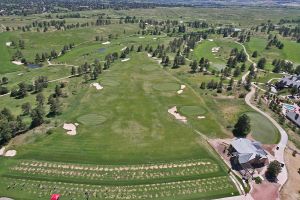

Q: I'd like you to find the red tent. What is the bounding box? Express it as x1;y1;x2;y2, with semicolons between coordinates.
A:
51;194;60;200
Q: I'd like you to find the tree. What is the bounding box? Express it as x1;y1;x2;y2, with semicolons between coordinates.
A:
200;82;206;89
17;82;28;98
54;85;63;97
30;105;45;127
49;97;61;116
190;60;198;73
2;77;8;84
265;160;282;181
291;86;298;96
232;114;251;137
252;51;258;58
71;66;76;76
257;58;266;69
295;65;300;75
21;102;31;115
36;93;45;106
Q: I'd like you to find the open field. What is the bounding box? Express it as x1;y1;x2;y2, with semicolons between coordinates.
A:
1;5;299;200
0;52;238;199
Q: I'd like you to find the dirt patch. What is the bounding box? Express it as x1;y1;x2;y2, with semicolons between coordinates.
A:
0;147;5;156
90;83;103;90
280;143;300;200
251;181;280;200
63;123;78;136
12;61;23;65
4;150;17;157
121;58;130;62
168;106;187;123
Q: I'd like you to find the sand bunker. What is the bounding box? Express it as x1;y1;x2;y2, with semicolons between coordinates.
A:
102;41;111;45
153;38;157;40
190;49;194;52
0;147;5;156
121;58;130;62
12;61;23;65
168;106;187;123
63;123;77;135
208;39;214;42
197;116;206;119
0;197;14;200
4;150;16;157
5;42;12;47
147;53;152;57
139;36;145;39
90;83;103;90
121;47;127;51
177;85;186;94
212;47;220;53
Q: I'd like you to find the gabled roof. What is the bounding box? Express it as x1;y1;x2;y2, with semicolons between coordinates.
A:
231;138;267;164
286;111;300;126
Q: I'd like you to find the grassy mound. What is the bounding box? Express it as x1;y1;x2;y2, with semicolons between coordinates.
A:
179;106;206;116
77;114;107;126
246;112;280;144
153;82;179;91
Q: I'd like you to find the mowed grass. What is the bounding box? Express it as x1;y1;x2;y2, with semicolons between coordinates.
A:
246;112;280;144
15;53;228;164
0;52;238;200
0;32;22;74
192;38;242;71
245;36;300;70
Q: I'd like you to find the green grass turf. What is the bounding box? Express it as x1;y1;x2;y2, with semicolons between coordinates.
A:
0;32;22;74
246;112;280;144
0;52;238;200
192;38;242;71
179;106;206;116
77;114;107;126
245;36;300;70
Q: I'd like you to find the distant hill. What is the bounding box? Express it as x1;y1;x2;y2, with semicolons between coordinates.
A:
136;0;300;7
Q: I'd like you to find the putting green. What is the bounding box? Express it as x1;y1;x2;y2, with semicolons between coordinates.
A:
77;114;107;126
179;106;206;116
153;82;180;91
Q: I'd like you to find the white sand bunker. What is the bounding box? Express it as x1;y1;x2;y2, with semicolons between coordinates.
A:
212;47;220;53
102;41;111;45
12;61;23;65
177;85;186;95
190;49;194;52
153;38;157;40
0;197;14;200
139;36;145;39
90;83;103;90
121;58;130;62
121;47;127;51
147;53;152;57
208;39;214;42
4;150;17;157
0;147;5;156
6;42;12;47
168;106;187;123
197;116;206;119
63;123;78;136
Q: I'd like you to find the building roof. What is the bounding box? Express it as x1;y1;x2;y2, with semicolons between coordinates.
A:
231;138;267;164
279;75;300;88
286;111;300;126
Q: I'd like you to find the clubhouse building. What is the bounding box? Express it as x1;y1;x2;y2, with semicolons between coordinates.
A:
229;138;268;168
